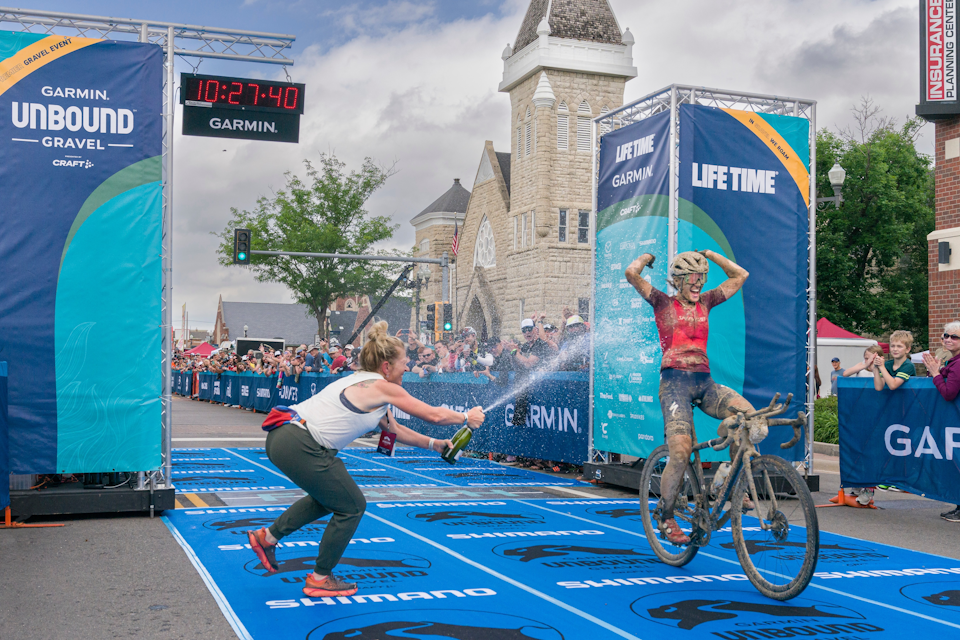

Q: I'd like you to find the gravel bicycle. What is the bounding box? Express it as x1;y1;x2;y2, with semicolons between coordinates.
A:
639;393;819;600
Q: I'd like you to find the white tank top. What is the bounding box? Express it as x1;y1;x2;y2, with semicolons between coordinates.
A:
289;371;388;451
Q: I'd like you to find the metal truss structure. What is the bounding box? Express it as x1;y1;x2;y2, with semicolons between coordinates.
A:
0;8;296;496
589;85;818;475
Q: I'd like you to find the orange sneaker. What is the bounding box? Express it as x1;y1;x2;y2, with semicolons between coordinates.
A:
659;518;691;545
302;574;358;597
247;528;279;573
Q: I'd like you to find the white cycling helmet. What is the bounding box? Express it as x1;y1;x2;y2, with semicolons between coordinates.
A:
670;251;709;288
670;251;709;278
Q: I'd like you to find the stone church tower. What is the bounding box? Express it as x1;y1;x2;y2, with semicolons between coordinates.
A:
412;0;636;340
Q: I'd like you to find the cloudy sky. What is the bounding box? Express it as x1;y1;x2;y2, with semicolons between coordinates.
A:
8;0;925;333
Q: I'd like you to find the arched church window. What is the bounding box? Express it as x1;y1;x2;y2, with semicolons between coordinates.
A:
577;101;592;152
516;111;522;160
557;101;569;150
474;216;496;268
524;107;532;156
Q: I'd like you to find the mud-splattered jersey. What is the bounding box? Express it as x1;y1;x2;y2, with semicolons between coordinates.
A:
646;287;727;372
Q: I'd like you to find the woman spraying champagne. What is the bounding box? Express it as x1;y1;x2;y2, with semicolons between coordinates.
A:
247;321;485;598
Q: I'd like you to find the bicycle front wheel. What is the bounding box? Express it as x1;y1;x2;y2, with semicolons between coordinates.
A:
731;454;819;600
639;444;701;567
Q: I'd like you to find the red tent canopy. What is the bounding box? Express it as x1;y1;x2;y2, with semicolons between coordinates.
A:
817;318;888;353
184;342;215;356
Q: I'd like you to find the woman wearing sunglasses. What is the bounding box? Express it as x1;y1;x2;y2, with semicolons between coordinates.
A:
922;322;960;522
625;249;754;545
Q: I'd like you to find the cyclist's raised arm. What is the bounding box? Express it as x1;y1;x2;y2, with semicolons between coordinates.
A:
702;249;748;299
625;253;657;301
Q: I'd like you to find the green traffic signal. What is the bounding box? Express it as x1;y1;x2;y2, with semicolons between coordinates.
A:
234;228;251;264
442;302;452;332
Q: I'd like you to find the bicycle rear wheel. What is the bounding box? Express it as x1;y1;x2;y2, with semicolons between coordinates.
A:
731;454;819;600
639;444;701;567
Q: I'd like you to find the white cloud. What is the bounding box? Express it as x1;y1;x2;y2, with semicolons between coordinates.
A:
173;0;927;329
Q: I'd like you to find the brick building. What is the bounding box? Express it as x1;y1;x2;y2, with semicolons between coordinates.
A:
411;0;636;340
929;121;960;351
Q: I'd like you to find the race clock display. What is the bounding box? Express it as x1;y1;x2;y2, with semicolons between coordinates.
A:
180;73;305;143
181;73;305;114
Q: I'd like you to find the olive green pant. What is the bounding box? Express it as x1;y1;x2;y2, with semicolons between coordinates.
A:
265;423;366;575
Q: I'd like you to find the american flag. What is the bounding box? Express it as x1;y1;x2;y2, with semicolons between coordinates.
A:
451;219;460;256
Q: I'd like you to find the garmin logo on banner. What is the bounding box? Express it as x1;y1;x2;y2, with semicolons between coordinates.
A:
505;404;579;433
884;424;960;458
41;86;108;100
927;0;957;101
692;163;777;194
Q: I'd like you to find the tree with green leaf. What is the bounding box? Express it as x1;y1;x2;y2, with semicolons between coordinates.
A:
815;99;935;349
215;154;404;337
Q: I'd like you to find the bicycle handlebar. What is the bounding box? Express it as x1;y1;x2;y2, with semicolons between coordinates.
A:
695;400;806;452
773;412;806;449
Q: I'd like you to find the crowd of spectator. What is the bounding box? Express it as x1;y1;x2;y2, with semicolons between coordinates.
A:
173;338;359;380
403;306;591;381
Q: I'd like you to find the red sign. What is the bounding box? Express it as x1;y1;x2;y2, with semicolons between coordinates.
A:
926;0;957;102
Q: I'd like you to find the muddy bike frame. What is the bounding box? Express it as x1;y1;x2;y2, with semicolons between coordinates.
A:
660;393;806;547
589;85;818;477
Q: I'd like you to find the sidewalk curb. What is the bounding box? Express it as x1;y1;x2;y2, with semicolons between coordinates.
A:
814;441;840;457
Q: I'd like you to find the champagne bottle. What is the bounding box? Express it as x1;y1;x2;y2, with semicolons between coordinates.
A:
441;425;474;464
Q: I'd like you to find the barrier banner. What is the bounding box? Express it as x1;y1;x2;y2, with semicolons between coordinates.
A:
399;372;588;464
198;375;213;401
678;105;809;460
0;32;163;473
838;378;960;505
185;372;588;463
594;111;671;458
238;374;255;410
1;362;8;510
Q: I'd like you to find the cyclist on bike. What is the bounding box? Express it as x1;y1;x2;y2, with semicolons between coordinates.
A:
625;249;753;545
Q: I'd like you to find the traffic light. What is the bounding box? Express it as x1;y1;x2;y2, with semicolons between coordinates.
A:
433;302;443;333
233;228;251;264
442;302;453;332
426;303;436;332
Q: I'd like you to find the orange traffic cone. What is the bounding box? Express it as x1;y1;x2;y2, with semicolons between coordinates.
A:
816;488;877;509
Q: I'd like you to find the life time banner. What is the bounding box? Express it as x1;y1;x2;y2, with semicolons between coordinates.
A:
594;111;671;458
0;32;163;473
838;378;960;505
594;105;809;460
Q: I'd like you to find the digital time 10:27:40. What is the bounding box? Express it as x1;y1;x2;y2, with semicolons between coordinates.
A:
180;73;306;115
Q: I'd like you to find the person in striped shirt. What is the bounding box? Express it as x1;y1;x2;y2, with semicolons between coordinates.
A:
872;330;916;391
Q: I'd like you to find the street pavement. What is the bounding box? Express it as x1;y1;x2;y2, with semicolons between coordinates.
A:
1;395;956;639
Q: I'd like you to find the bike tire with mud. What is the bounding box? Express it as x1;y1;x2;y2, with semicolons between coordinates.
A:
639;444;701;567
730;454;819;600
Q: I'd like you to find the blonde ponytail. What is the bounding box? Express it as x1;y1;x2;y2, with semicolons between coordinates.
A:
359;321;404;373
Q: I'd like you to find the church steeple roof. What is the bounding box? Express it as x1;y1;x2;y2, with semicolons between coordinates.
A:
513;0;623;54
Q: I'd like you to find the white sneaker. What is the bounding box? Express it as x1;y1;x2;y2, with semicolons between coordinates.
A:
856;489;874;506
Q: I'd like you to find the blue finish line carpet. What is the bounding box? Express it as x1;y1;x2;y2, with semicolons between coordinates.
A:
172;447;586;493
163;497;960;639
